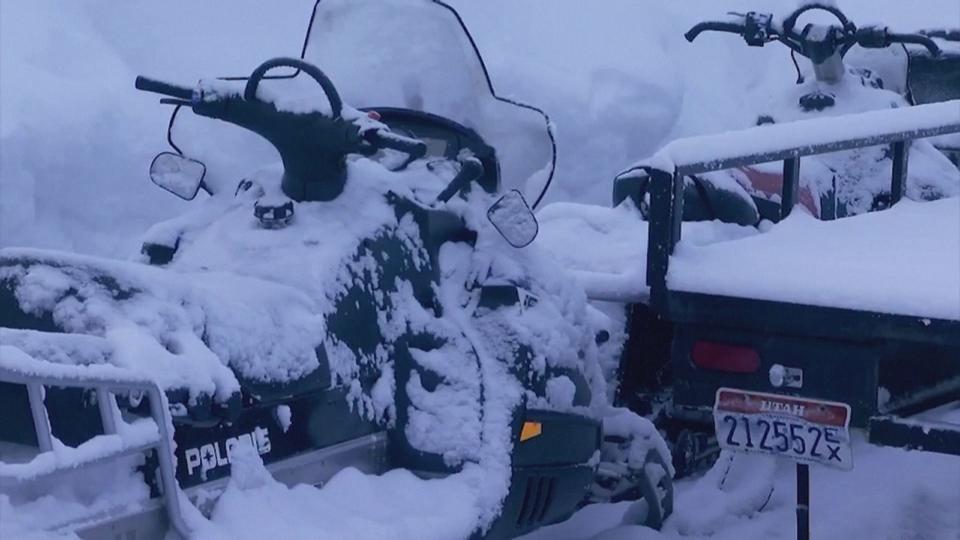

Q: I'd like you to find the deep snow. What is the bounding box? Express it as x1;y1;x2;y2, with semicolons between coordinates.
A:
2;0;960;539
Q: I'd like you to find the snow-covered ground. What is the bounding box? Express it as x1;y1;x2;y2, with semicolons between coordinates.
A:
2;0;959;539
525;428;960;540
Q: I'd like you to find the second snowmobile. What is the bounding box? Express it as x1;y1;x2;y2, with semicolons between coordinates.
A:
614;3;959;226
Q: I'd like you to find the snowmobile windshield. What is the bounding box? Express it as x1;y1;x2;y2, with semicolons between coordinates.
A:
301;0;556;201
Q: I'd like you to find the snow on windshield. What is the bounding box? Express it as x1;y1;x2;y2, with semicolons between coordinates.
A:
304;0;554;196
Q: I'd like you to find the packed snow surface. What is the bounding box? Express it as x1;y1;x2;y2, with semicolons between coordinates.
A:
524;431;960;540
669;198;960;320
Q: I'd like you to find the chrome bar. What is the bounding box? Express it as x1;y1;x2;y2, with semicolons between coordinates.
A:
0;364;192;539
26;383;53;453
96;387;118;435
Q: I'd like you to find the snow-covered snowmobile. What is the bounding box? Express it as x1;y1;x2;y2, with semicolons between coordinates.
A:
0;1;672;538
614;3;960;225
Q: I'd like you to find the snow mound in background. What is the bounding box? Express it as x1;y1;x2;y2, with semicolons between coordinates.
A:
5;0;956;257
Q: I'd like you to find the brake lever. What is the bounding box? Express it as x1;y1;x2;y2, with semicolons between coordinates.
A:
435;157;483;204
159;98;193;107
742;11;775;46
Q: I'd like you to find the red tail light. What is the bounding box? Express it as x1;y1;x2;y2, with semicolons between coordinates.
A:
691;341;761;373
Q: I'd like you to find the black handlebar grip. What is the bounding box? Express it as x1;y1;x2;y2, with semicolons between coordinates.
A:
365;129;427;160
135;76;194;101
685;22;747;43
888;33;942;56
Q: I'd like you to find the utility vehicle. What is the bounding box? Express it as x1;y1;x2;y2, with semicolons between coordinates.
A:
541;4;960;476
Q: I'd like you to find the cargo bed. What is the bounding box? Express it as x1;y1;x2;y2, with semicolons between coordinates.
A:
617;101;960;460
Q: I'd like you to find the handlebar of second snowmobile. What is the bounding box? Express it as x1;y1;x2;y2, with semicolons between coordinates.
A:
135;76;194;101
853;28;942;56
886;32;942;56
685;21;747;42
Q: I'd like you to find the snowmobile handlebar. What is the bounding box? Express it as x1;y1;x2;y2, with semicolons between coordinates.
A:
883;32;942;56
687;6;942;60
780;3;854;38
684;21;750;43
134;76;195;101
136;58;429;202
243;57;344;119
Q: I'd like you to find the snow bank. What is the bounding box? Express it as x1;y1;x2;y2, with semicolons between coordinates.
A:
190;449;478;540
536;202;757;302
3;0;958;255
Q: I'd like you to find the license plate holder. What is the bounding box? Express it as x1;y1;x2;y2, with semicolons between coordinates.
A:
713;388;853;471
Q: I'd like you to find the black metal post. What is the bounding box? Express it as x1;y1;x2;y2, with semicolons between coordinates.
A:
645;169;683;308
890;140;909;204
782;157;801;220
797;463;810;540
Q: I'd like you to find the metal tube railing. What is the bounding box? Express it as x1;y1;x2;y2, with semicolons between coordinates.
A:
25;383;53;452
0;364;191;539
638;100;960;306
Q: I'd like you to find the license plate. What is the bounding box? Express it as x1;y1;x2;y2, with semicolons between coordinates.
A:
714;388;853;471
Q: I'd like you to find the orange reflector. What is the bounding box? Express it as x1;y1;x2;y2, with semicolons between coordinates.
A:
520;421;542;442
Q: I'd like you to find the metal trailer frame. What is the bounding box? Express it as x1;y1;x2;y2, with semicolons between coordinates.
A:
635;100;960;456
0;363;191;538
0;361;390;540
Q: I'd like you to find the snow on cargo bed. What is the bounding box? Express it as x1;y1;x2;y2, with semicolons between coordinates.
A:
668;198;960;321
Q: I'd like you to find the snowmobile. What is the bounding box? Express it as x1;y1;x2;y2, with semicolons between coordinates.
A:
538;4;960;478
0;1;672;539
614;2;960;225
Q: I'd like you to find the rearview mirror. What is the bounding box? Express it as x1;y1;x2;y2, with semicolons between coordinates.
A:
149;152;206;200
487;190;539;248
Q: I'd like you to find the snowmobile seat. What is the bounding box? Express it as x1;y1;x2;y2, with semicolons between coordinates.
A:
614;170;760;227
